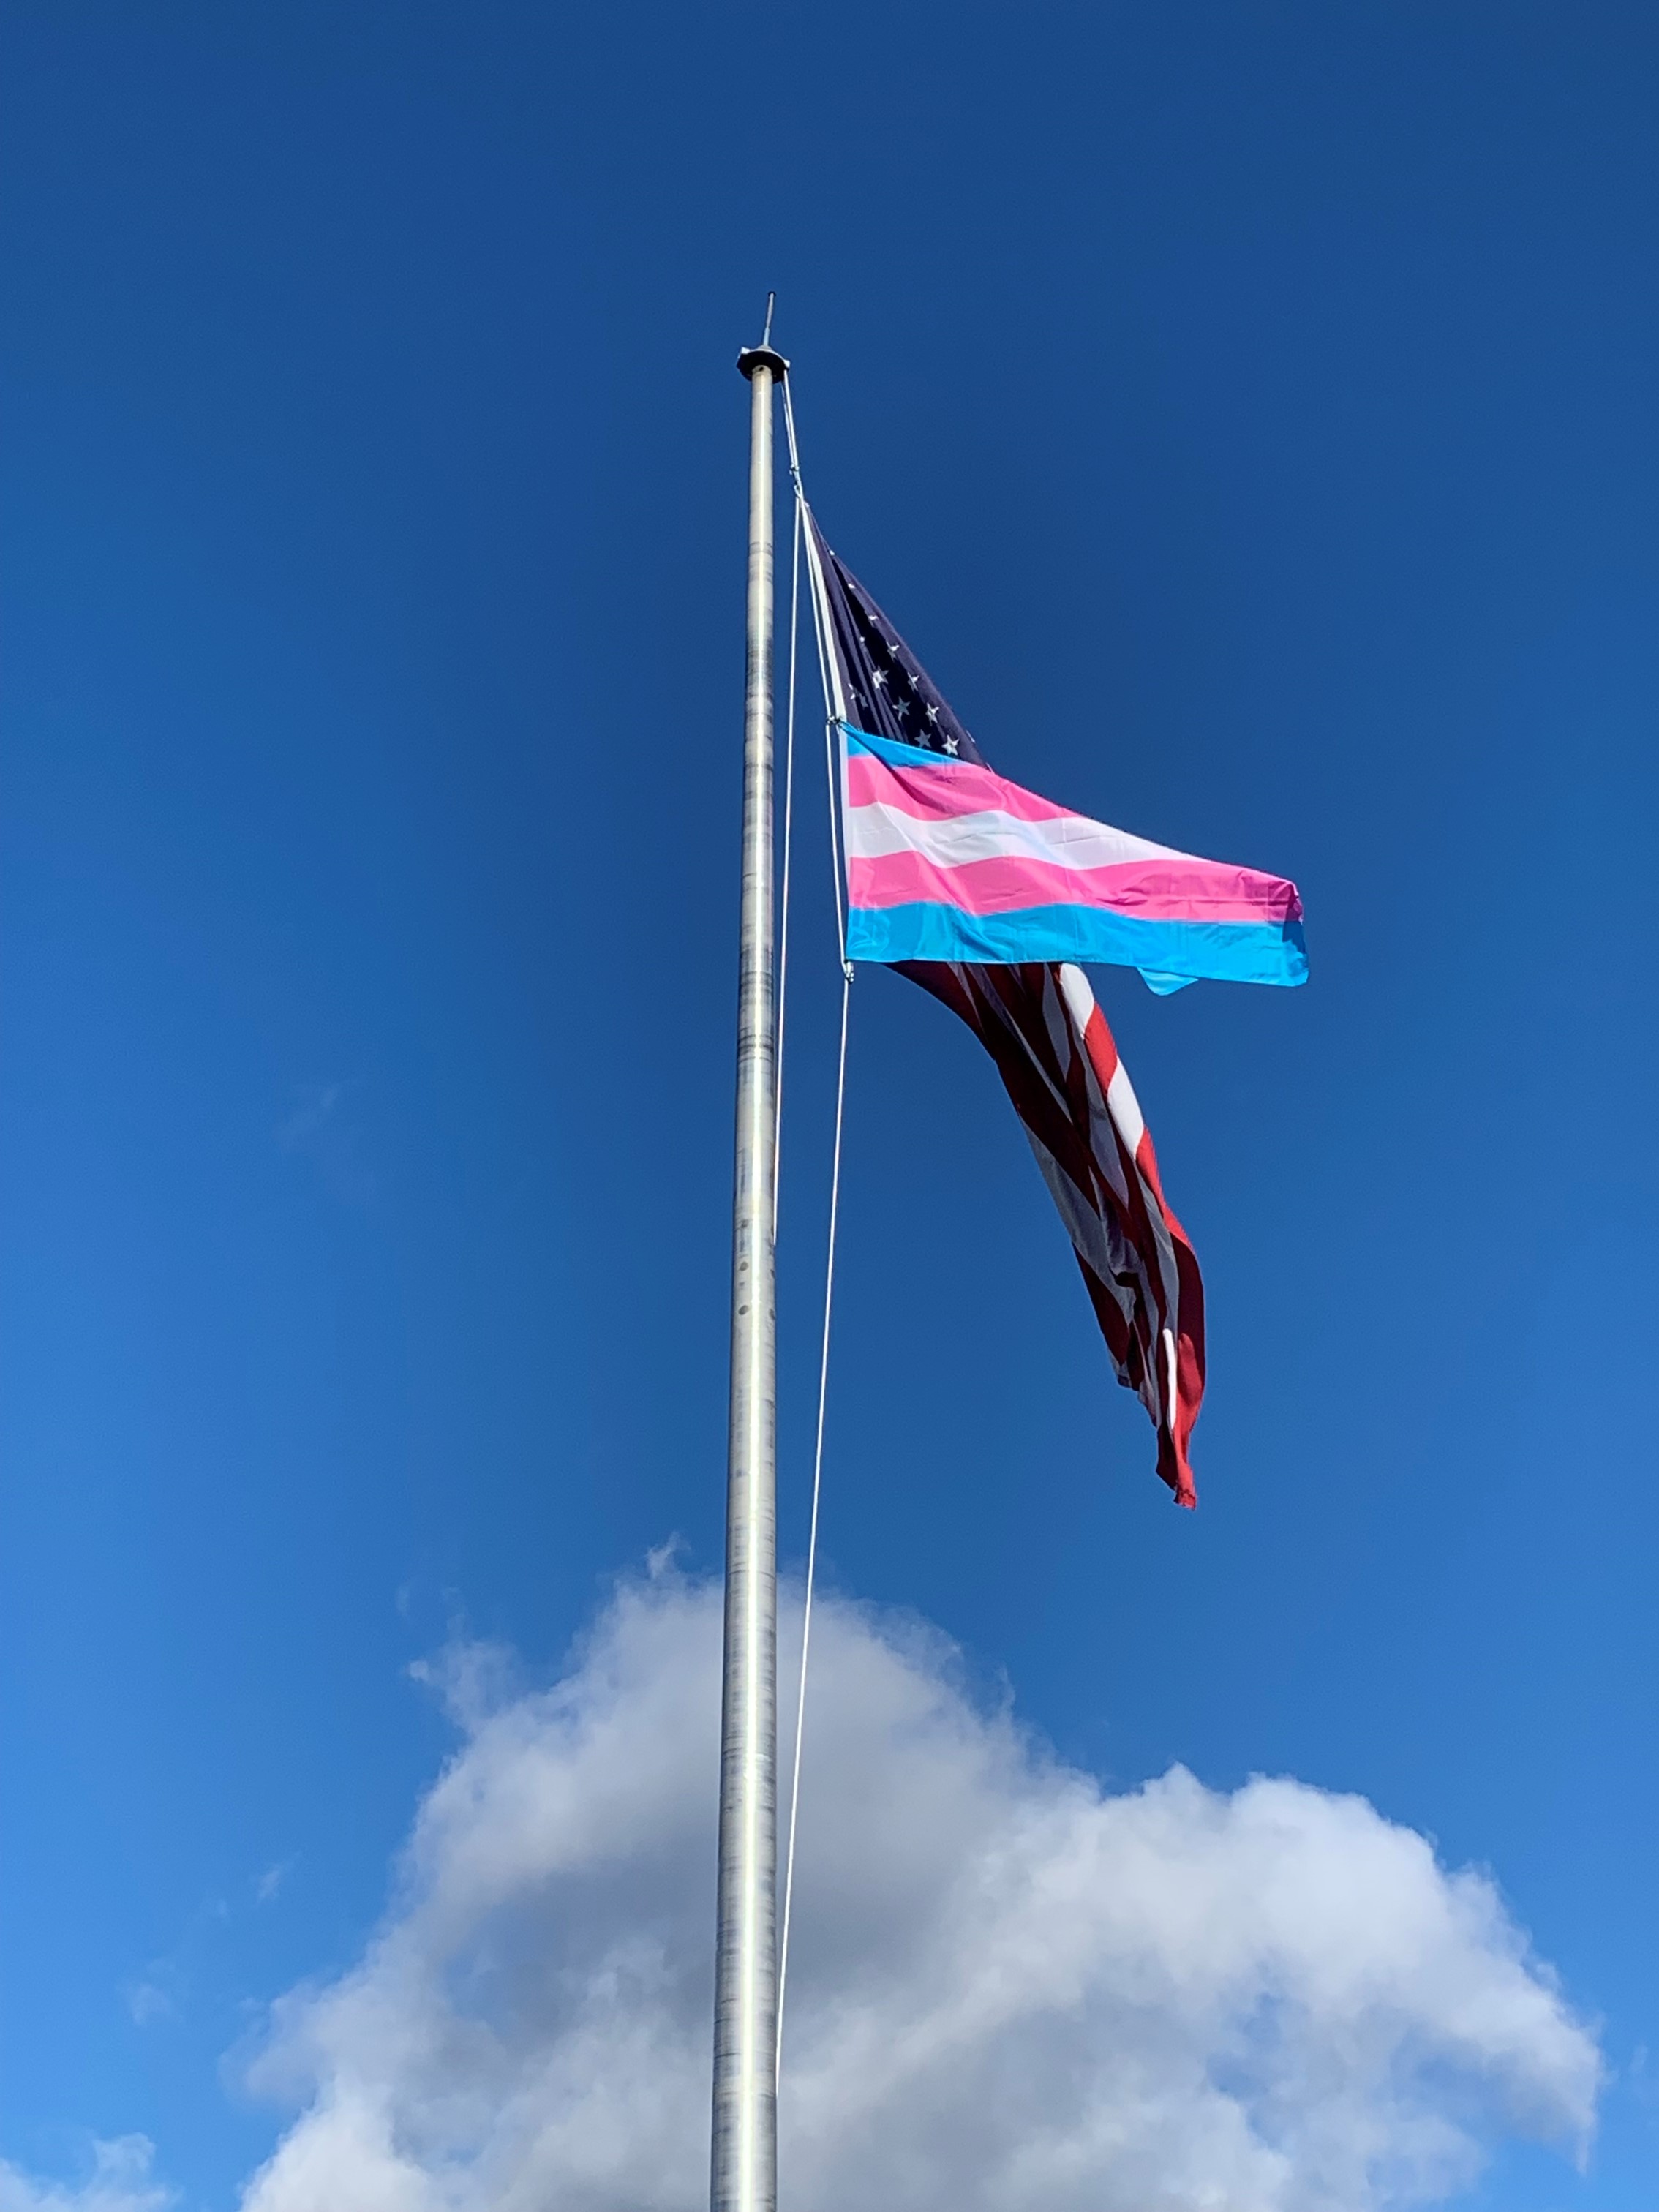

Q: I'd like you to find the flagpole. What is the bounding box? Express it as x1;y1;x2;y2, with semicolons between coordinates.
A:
713;311;788;2212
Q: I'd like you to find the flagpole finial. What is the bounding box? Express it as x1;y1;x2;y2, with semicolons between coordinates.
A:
738;290;789;383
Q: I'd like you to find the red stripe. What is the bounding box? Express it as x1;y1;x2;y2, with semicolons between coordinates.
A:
1077;997;1203;1510
1083;1005;1118;1083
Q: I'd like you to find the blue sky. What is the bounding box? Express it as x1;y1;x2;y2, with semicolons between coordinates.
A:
1;4;1654;2206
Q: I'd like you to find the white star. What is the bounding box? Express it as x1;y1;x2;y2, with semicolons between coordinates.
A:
871;668;887;690
943;734;960;756
925;701;939;721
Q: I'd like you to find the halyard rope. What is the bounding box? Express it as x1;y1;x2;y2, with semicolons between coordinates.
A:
772;492;802;1240
781;380;847;960
775;373;850;2082
775;958;848;2084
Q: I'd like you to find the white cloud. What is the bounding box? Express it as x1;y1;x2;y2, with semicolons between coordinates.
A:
256;1860;294;1907
121;1983;173;2029
236;1573;1599;2212
0;2138;173;2212
276;1082;347;1151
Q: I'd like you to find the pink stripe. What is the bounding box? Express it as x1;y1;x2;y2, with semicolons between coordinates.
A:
849;849;1302;925
846;749;1081;825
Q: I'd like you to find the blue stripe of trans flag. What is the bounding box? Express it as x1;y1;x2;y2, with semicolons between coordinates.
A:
845;902;1309;985
844;724;947;764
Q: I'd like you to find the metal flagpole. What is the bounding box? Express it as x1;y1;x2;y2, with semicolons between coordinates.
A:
713;301;788;2212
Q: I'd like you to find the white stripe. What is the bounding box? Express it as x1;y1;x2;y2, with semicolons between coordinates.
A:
843;797;1178;873
1162;1325;1178;1429
1056;962;1096;1037
1105;1060;1146;1159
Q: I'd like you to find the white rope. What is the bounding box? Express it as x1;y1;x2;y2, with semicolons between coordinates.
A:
784;383;840;723
800;524;840;753
797;511;848;959
772;493;802;1239
775;960;850;2083
773;372;854;2085
822;704;848;963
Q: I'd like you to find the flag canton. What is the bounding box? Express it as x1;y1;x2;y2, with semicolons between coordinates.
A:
815;526;986;767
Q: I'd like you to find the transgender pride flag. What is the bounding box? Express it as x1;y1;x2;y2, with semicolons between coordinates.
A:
808;519;1306;994
842;725;1306;989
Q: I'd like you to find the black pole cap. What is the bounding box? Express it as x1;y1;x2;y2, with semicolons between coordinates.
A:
737;345;789;383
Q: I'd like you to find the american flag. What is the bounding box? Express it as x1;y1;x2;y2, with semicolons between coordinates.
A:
810;522;1205;1504
814;529;985;766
